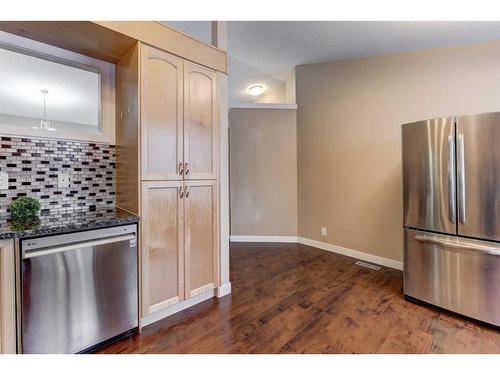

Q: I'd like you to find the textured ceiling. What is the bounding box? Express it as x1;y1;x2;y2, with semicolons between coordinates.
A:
229;21;500;80
164;21;500;103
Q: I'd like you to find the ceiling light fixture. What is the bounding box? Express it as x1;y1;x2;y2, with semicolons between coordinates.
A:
247;84;265;97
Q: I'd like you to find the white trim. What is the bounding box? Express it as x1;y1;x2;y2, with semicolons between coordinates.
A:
212;22;231;295
298;237;403;271
230;235;299;243
140;289;215;327
230;102;297;110
216;282;232;297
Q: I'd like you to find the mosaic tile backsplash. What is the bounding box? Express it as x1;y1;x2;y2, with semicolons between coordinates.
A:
0;136;116;217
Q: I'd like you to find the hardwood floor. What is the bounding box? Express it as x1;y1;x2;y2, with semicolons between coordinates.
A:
99;242;500;354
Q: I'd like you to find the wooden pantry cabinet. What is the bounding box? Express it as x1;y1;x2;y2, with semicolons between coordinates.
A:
116;41;221;321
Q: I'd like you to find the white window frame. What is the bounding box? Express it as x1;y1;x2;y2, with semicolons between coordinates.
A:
0;31;115;144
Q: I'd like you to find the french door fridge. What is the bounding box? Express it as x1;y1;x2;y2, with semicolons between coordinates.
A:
402;112;500;327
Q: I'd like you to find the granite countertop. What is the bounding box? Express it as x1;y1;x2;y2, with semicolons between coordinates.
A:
0;207;139;240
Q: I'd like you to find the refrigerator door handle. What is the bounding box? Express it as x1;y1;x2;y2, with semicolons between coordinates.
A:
414;234;500;256
457;133;466;224
447;134;456;223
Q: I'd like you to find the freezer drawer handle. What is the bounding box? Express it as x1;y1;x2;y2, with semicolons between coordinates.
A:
23;234;137;259
447;134;456;223
414;234;500;256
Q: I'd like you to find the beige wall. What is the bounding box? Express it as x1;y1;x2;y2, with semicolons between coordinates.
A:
296;40;500;262
255;82;287;103
230;108;298;236
254;69;297;104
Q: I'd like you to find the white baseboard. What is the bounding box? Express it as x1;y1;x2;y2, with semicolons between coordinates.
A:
216;282;232;297
298;237;403;271
230;234;402;270
230;235;298;243
140;289;215;328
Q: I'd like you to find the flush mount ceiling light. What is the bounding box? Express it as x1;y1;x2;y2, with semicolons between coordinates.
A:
247;84;265;97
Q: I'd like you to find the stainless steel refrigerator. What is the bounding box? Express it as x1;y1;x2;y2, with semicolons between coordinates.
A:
402;112;500;327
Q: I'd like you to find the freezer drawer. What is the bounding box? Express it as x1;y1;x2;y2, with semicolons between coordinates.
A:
404;228;500;326
402;117;456;234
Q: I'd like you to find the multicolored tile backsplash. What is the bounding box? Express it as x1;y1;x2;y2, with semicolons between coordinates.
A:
0;136;116;217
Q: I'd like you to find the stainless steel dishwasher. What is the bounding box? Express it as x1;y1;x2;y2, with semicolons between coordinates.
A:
19;224;139;354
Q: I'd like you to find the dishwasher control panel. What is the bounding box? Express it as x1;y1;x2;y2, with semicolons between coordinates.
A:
21;224;137;252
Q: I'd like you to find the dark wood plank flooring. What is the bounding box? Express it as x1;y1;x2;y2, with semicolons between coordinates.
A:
99;242;500;354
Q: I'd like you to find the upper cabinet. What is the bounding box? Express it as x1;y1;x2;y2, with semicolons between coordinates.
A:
141;45;183;180
184;62;218;180
139;45;218;182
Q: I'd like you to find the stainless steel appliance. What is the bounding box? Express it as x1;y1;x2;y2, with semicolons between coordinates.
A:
19;224;139;353
403;112;500;326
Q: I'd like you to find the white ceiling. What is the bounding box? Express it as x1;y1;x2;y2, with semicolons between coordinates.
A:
166;21;500;103
0;47;99;126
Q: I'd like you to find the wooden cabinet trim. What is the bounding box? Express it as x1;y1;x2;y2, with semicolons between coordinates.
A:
117;41;221;321
0;240;16;354
0;21;136;63
95;21;227;72
116;42;140;214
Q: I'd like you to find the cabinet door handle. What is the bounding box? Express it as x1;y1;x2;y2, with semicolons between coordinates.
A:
185;186;190;198
178;162;184;175
179;186;184;198
184;162;190;175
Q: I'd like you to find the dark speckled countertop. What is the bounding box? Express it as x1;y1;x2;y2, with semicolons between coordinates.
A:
0;207;139;240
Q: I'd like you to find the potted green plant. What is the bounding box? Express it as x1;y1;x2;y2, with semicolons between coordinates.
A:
9;196;42;221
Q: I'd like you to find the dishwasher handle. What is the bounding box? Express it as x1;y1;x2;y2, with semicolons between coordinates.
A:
23;234;137;259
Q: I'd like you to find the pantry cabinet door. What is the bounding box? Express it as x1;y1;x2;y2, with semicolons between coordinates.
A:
141;44;184;181
141;181;184;316
184;180;219;298
183;61;218;180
